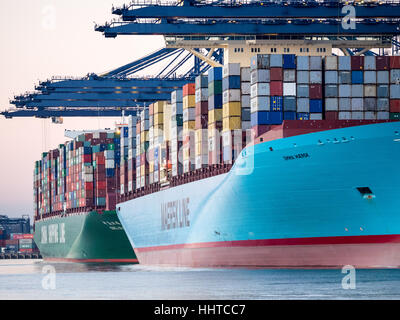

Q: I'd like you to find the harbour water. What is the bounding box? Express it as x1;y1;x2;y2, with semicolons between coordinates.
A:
1;260;400;300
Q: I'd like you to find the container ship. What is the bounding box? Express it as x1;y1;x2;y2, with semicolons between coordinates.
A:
33;129;138;263
115;51;400;268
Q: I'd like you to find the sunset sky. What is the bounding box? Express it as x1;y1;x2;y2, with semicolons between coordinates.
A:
0;1;165;218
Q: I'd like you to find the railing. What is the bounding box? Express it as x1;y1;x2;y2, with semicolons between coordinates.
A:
118;163;233;203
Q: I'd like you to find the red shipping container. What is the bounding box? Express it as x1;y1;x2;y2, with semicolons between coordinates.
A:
195;115;209;129
97;180;107;189
96;172;106;181
20;249;33;253
96;189;107;197
390;100;400;113
183;83;196;96
91;138;100;145
309;84;322;99
270;68;283;81
376;56;390;71
195;101;208;116
11;234;34;240
99;132;107;140
270;81;283;96
106;194;117;211
136;122;141;134
351;56;364;71
82;154;92;163
84;182;94;190
84;133;93;141
6;239;19;245
325;111;339;120
75;141;84;148
390;56;400;69
252;125;270;138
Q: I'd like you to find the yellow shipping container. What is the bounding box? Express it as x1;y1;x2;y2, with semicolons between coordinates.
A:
195;141;208;155
149;161;154;173
223;116;242;131
183;121;196;131
195;129;208;144
163;103;172;142
183;95;195;109
154;101;167;114
208;109;223;124
153;113;164;126
140;130;149;143
223;102;241;118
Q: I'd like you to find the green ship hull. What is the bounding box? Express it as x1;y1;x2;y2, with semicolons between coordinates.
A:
33;210;138;263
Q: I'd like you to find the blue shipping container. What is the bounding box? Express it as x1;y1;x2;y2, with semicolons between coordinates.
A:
310;100;323;113
283;54;296;69
270;96;283;111
352;71;363;84
222;76;241;90
251;111;283;126
106;168;115;177
208;67;223;82
123;127;129;137
297;113;310;120
208;95;223;110
284;111;296;120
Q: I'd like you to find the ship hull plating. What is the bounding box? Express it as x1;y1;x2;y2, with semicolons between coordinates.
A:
117;121;400;268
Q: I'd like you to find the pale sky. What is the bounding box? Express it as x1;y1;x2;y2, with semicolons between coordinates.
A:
0;1;165;218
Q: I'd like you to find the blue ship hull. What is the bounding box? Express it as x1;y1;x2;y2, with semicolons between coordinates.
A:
117;121;400;268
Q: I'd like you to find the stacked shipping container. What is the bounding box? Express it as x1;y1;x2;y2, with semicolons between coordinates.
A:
183;84;197;173
34;130;121;219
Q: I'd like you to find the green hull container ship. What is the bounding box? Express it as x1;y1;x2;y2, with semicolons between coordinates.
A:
34;210;138;263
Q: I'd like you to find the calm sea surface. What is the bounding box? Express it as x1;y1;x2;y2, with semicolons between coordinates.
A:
0;260;400;300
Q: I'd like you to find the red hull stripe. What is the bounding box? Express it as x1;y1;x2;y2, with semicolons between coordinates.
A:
44;258;138;263
135;234;400;253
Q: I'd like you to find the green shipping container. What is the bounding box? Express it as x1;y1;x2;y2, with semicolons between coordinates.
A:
390;113;400;120
208;80;223;96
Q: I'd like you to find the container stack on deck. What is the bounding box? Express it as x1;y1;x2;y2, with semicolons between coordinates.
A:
34;130;121;218
183;84;197;173
139;109;150;187
153;101;166;183
207;67;223;165
34;55;400;204
171;90;184;177
195;77;209;170
127;116;137;192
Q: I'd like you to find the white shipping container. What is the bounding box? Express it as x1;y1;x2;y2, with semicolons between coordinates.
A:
83;174;93;183
364;85;377;97
241;95;251;109
351;98;364;111
338;111;351;120
241;67;251;82
351;112;364;120
223;89;241;104
251;96;270;112
195;155;208;169
250;69;270;84
195;88;208;103
251;83;270;98
283;83;296;96
310;113;323;120
183;107;196;122
223;63;241;77
325;98;338;111
377;111;389;120
324;56;338;70
364;111;377;120
171;103;183;115
241;82;251;95
105;159;115;169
